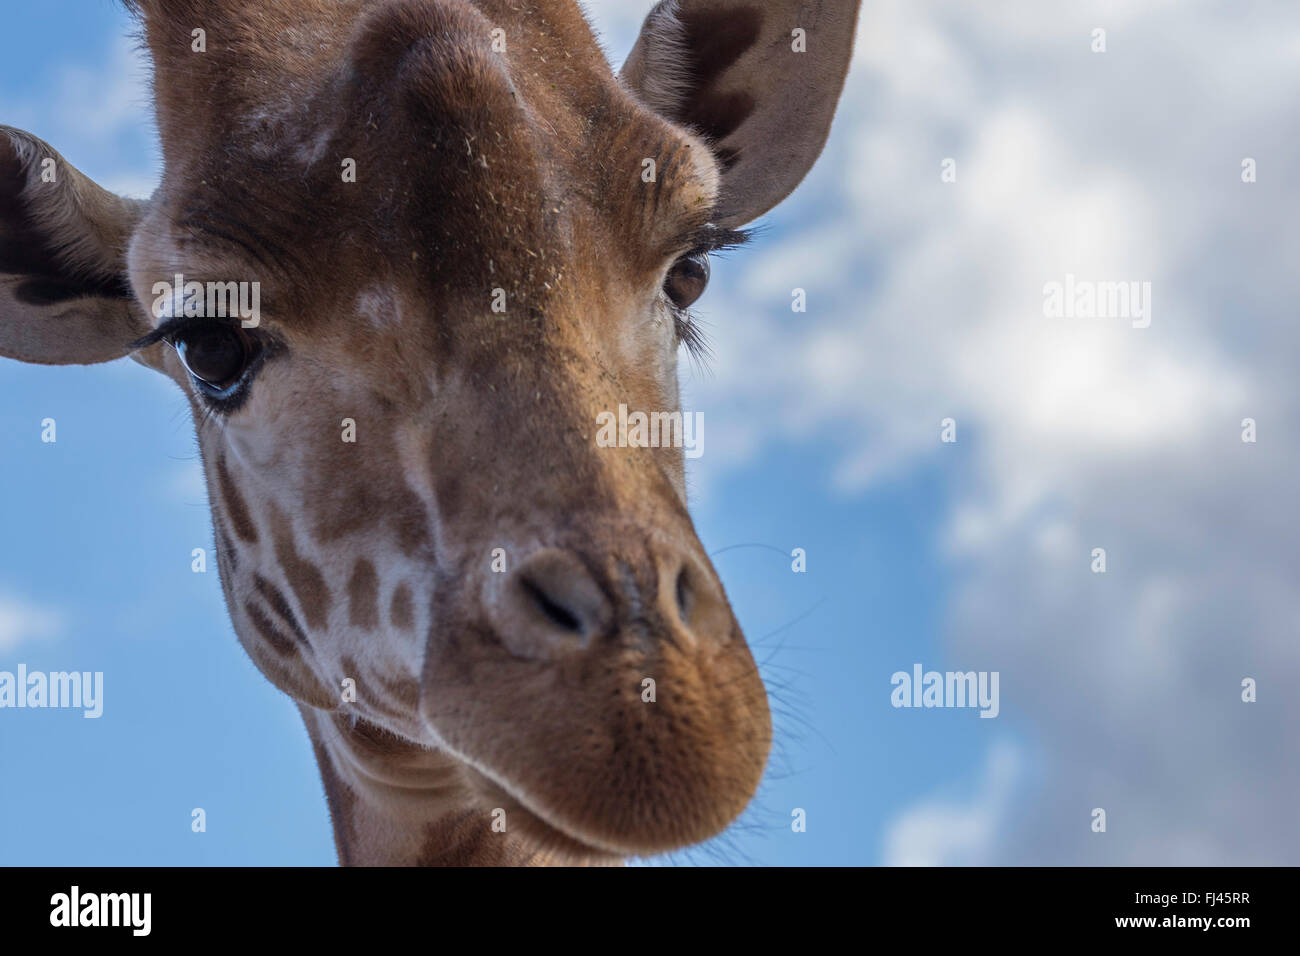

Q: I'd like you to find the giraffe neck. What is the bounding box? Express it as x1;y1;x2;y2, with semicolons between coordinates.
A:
297;706;548;866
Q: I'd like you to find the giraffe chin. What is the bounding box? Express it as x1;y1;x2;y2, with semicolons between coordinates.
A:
452;734;767;861
464;770;628;865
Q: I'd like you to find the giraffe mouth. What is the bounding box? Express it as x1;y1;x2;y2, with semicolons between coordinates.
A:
465;768;626;864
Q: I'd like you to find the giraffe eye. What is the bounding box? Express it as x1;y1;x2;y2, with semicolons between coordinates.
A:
173;324;258;394
664;254;710;309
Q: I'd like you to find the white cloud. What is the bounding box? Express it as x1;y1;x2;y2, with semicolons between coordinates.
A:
0;595;62;652
883;741;1021;866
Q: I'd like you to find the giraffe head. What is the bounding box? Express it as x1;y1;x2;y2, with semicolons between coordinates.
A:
0;0;858;861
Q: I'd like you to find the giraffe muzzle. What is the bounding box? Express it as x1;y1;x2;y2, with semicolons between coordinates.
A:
417;529;772;857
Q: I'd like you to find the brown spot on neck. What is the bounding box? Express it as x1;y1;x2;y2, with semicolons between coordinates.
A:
270;506;333;631
215;454;259;543
254;574;313;648
243;601;298;658
348;559;379;630
390;582;414;631
215;524;238;574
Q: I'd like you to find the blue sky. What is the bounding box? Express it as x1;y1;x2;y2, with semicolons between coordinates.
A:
2;1;1296;866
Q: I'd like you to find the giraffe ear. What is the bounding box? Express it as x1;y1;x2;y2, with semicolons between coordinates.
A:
621;0;860;229
0;126;149;366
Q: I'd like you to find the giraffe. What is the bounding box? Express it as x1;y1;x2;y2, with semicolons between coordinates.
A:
0;0;860;864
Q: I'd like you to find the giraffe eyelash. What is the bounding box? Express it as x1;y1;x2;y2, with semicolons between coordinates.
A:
677;223;754;259
672;308;713;363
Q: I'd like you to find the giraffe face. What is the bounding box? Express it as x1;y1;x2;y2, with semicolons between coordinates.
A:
121;0;774;858
2;0;861;861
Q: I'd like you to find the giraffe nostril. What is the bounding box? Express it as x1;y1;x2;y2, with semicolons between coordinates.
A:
674;564;694;625
488;545;728;659
521;575;584;634
495;549;612;655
